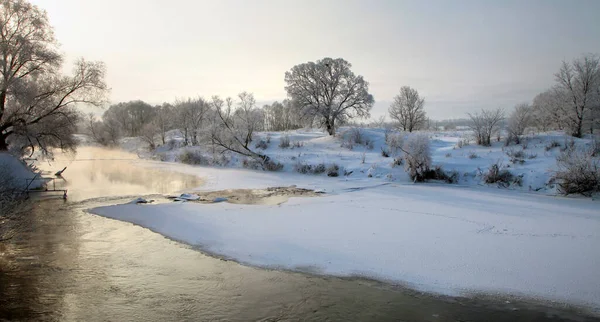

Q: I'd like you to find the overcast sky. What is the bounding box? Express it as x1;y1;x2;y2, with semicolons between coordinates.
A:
30;0;600;120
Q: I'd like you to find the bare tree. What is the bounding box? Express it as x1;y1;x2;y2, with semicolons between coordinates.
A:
388;86;427;132
468;108;504;146
209;93;269;163
284;57;374;135
506;103;532;144
0;0;107;154
154;103;173;145
554;54;600;138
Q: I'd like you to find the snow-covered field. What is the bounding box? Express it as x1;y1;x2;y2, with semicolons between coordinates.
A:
88;128;600;310
125;127;597;195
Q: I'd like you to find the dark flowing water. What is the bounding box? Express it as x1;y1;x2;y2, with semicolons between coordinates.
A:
0;147;597;322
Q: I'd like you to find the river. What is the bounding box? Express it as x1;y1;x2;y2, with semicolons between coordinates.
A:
0;147;597;321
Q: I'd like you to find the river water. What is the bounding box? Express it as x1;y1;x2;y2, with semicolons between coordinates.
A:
0;147;597;321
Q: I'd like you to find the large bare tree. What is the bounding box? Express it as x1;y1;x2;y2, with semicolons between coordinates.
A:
388;86;427;132
554;54;600;138
0;0;107;154
284;57;374;135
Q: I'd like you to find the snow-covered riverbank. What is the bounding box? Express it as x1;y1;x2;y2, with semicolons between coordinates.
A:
90;158;600;311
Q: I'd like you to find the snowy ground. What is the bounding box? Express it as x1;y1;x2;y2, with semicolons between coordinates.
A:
91;169;600;310
125;127;598;195
86;128;600;311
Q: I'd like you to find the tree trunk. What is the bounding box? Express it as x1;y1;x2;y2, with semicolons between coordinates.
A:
0;134;8;151
326;119;335;135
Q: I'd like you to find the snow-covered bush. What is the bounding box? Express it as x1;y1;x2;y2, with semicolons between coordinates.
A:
242;158;262;170
385;132;404;156
423;166;458;184
263;159;284;171
294;162;312;174
505;148;526;164
483;162;514;187
292;141;304;148
402;134;432;182
545;140;561;151
327;164;340;177
468;151;478;159
279;135;290;148
381;148;390;158
456;138;470;149
293;162;331;175
313;163;326;174
391;156;403;167
255;139;268;150
554;147;600;196
178;150;207;165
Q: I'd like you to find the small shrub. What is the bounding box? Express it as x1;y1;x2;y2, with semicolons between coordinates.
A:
445;153;452;158
294;162;313;174
527;153;537;159
468;151;478;159
292;141;304;148
456;138;470;149
391;156;403;167
403;134;432;182
279;135;291;148
264;159;284;171
255;139;268;150
381;148;390;158
483;162;513;187
313;163;326;174
422;166;458;184
153;152;168;161
386;132;404;155
505;148;525;164
178;150;206;165
561;137;575;152
242;158;262;170
553;147;600;196
361;152;366;164
327;164;340;177
545;140;561;151
266;134;271;144
349;127;364;144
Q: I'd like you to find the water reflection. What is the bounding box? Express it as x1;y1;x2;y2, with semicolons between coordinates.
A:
1;147;598;321
38;147;203;201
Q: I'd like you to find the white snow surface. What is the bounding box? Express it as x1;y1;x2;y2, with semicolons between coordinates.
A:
87;128;600;309
91;170;600;310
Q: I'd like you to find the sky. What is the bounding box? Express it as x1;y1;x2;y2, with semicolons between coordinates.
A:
29;0;600;120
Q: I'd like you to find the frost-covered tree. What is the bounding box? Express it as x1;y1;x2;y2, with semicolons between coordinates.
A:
284;57;374;135
388;86;426;132
209;93;268;163
0;0;107;154
554;54;600;138
468;108;504;146
154;103;173;145
173;97;210;146
506;103;532;144
531;89;566;131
